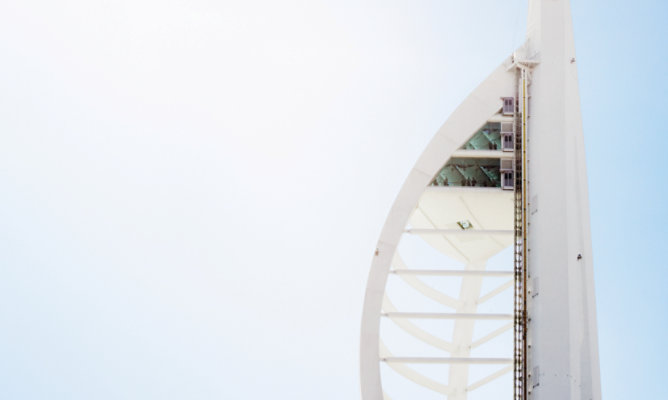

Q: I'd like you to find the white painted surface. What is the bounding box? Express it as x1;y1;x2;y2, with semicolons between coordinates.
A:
525;1;601;399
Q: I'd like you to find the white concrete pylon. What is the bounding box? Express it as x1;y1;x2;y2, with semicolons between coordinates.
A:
524;0;602;399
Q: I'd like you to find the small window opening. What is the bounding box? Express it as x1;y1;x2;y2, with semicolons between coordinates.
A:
502;171;514;190
502;97;515;115
503;134;514;151
500;159;514;190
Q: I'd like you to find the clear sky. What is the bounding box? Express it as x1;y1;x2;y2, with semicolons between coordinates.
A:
0;0;666;399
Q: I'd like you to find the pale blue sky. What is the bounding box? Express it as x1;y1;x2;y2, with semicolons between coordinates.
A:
0;0;665;399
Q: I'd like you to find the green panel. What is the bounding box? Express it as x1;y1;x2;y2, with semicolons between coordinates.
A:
430;158;501;188
460;123;502;150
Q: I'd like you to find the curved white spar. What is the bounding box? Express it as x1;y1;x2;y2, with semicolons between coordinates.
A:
360;56;517;400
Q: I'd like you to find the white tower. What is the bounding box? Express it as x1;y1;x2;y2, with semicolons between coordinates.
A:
360;1;601;399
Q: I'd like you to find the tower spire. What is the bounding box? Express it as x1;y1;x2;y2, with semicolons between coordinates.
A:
524;0;577;62
523;0;603;399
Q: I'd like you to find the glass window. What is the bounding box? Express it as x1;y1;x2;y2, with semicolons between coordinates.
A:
503;97;514;115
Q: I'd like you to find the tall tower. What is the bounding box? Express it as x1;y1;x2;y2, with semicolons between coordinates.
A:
360;1;601;399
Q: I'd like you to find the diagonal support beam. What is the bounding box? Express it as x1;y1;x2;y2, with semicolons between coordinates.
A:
382;296;456;353
477;279;514;304
398;275;460;309
467;365;514;392
380;342;452;396
470;322;513;349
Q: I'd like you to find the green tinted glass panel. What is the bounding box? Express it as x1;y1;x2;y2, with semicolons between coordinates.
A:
430;158;501;188
460;123;502;150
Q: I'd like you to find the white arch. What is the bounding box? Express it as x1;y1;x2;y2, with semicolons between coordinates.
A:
360;57;517;399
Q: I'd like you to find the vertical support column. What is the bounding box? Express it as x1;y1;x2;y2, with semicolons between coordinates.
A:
513;66;530;400
525;1;601;399
448;261;487;400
